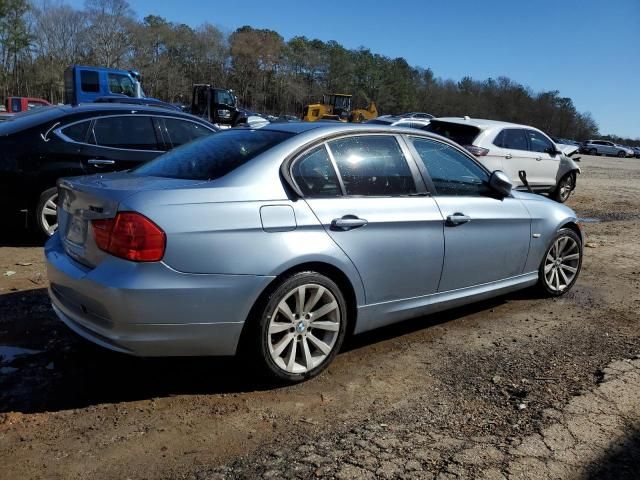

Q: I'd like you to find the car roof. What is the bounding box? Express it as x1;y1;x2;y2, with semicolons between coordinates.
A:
432;117;532;131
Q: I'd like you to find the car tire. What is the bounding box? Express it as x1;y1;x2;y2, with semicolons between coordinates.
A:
537;228;582;297
618;150;626;158
550;173;576;203
250;271;348;383
35;187;59;237
589;148;597;156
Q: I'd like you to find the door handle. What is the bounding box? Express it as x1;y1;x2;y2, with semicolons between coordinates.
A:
535;157;542;161
505;153;512;159
88;159;115;167
446;213;471;226
331;215;368;231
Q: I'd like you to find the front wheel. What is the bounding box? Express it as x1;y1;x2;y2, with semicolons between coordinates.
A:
252;272;347;383
551;173;576;203
35;187;59;237
589;148;598;156
537;228;582;296
618;150;626;158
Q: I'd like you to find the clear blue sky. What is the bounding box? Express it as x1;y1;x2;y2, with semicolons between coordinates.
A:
69;0;640;138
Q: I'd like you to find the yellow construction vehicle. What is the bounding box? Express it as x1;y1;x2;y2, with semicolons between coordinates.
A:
302;94;378;123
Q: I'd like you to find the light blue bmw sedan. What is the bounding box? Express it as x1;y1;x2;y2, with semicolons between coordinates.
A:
45;123;583;382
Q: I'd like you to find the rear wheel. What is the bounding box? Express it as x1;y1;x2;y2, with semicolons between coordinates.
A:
35;187;58;237
589;148;597;156
537;228;582;296
551;173;575;203
252;272;347;383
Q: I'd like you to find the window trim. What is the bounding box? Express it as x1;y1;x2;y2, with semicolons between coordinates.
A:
54;114;215;152
288;133;426;199
289;143;344;198
405;134;496;198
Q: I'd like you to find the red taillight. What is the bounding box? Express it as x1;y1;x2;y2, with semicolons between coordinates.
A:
91;212;165;262
463;145;489;156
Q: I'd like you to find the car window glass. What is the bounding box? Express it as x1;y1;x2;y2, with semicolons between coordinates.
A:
107;73;136;97
410;137;491;196
163;118;212;147
93;116;160;150
424;121;481;146
80;71;100;93
214;90;235;106
292;145;341;197
328;135;416;196
60;121;91;142
494;128;528;150
135;129;293;180
526;130;554;153
10;98;20;112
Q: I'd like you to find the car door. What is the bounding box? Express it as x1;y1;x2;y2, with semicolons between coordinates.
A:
490;128;533;186
294;135;445;304
523;129;560;187
80;115;165;172
407;135;531;292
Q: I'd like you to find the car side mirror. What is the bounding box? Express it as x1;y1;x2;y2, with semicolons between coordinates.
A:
489;170;513;197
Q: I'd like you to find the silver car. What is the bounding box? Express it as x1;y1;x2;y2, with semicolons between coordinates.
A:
46;123;584;382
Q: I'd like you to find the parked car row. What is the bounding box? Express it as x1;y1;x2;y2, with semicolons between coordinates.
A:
579;140;635;157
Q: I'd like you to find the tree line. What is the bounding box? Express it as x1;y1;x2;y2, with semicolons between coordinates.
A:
0;0;636;143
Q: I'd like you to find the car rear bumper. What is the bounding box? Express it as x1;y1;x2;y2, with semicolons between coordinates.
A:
45;234;275;356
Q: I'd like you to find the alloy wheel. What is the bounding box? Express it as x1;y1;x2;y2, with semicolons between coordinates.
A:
267;283;341;374
543;236;580;293
558;175;574;202
40;192;58;236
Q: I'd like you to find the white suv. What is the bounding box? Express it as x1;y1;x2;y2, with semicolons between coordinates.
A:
424;117;581;202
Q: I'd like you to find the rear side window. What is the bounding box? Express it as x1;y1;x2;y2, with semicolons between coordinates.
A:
292;145;341;197
424;121;480;146
411;137;491;196
80;71;100;93
60;121;91;142
163;118;212;147
135;129;293;180
526;130;554;153
93;116;160;150
494;128;528;151
328;135;416;196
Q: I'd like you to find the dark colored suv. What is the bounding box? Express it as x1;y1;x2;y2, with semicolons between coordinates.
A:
0;103;217;236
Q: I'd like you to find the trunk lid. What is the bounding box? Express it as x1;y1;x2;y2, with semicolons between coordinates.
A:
57;172;202;267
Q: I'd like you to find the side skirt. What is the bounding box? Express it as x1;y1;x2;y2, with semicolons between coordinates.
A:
354;272;538;334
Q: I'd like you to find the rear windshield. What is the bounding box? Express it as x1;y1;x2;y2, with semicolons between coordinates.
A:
134;129;293;180
424;120;481;146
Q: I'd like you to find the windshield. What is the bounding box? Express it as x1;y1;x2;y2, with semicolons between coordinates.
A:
134;129;293;180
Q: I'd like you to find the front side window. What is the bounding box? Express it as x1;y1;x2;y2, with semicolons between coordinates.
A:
92;116;160;150
410;137;491;196
80;71;100;93
526;130;554;153
163;118;213;147
10;98;20;112
135;129;293;180
292;145;341;197
494;128;528;151
107;73;136;97
214;90;235;106
327;135;416;196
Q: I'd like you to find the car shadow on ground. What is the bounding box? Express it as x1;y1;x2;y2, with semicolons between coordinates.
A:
0;286;530;414
0;217;44;247
586;424;640;479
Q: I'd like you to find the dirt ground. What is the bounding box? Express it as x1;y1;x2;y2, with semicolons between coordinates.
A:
0;154;639;480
